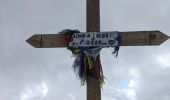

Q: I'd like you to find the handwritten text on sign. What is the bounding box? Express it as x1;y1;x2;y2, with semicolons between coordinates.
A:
69;31;119;47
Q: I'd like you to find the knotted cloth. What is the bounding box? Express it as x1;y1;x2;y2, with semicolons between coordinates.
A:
62;29;120;88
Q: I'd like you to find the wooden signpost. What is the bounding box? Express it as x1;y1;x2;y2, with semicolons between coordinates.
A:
26;0;169;100
26;31;169;48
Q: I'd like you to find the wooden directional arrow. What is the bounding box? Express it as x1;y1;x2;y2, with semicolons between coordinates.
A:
26;31;169;48
120;31;169;46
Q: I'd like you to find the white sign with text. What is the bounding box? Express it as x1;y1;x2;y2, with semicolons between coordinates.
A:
69;31;119;47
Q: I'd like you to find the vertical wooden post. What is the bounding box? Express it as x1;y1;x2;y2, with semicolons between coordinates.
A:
86;0;101;100
86;0;100;32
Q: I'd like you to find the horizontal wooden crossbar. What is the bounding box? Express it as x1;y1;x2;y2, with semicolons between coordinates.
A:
26;31;169;48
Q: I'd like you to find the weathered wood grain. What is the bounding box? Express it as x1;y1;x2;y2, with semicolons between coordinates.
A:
120;30;169;46
86;0;101;100
26;32;70;48
26;31;169;48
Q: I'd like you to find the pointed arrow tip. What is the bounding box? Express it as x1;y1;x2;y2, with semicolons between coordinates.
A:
160;31;170;41
155;31;170;45
26;34;42;48
26;37;31;44
167;34;170;39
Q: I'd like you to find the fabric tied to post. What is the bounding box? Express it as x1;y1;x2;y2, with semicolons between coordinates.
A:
64;29;120;88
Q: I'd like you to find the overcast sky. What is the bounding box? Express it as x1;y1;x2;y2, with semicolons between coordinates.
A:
0;0;170;100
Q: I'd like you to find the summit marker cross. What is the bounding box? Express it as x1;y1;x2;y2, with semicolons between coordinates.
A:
26;0;169;100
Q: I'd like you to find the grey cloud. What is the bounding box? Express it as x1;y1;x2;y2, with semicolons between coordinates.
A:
0;0;170;100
